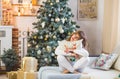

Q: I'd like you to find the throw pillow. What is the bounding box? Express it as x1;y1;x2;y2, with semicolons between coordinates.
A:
114;55;120;71
91;53;118;70
58;39;83;51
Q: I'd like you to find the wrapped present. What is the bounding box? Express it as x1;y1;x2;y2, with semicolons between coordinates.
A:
21;57;38;72
7;71;17;79
17;70;38;79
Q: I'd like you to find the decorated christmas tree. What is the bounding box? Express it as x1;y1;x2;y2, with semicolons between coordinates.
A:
27;0;79;68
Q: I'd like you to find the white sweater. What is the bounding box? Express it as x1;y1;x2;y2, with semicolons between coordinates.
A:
55;46;89;57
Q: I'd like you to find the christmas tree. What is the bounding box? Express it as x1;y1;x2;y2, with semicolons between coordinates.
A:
27;0;79;68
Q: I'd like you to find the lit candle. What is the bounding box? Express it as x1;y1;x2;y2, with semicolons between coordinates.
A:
18;12;21;16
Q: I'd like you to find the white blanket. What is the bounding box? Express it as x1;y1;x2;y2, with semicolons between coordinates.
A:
38;66;82;79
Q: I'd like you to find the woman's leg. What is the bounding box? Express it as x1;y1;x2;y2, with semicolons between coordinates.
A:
57;55;74;72
73;57;89;72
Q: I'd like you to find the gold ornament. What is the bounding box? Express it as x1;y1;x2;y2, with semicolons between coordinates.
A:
53;35;56;39
34;36;37;39
36;45;39;48
68;32;71;35
46;46;52;52
44;38;47;40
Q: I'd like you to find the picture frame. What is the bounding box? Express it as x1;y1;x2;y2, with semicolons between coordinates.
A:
77;0;97;20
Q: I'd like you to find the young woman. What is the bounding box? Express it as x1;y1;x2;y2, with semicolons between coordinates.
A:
55;30;89;74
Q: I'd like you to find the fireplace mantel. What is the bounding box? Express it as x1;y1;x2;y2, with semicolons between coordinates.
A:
0;26;12;66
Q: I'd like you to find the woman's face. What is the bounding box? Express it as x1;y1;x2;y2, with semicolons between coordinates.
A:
70;33;80;41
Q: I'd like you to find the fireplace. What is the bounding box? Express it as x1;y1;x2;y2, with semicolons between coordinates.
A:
0;26;12;66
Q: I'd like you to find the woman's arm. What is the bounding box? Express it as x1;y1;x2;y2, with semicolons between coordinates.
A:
55;46;72;56
73;48;89;57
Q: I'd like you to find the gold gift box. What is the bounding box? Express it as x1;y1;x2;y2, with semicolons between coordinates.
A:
17;70;38;79
21;57;38;72
7;71;17;79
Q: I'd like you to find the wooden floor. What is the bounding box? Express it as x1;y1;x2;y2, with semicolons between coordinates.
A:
0;66;8;79
0;74;8;79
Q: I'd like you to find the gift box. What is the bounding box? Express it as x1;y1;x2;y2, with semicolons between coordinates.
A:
21;57;38;72
7;71;17;79
17;70;38;79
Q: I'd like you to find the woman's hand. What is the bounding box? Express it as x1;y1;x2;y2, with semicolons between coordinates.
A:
64;45;69;53
71;53;80;59
64;45;76;53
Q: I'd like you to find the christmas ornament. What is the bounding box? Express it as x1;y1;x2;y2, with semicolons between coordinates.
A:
36;45;39;48
61;18;65;23
42;47;46;52
53;28;55;30
53;35;56;39
73;25;76;27
48;14;51;17
27;43;31;47
41;22;45;28
46;46;51;52
68;32;71;35
32;40;35;44
44;58;48;61
51;18;54;21
34;36;37;39
44;37;47;40
46;34;49;38
51;53;55;56
61;8;63;11
40;36;43;39
53;47;56;50
50;3;53;5
59;26;64;33
49;32;51;35
68;12;71;15
56;0;59;2
37;50;41;55
55;18;60;22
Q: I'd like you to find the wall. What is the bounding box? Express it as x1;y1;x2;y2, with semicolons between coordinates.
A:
15;0;104;56
0;26;12;66
69;0;104;55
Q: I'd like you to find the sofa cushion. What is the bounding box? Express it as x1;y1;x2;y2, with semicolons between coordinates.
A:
91;53;118;70
84;67;120;79
114;55;120;71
